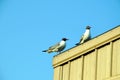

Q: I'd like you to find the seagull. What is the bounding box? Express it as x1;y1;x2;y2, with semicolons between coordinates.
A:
76;26;91;45
42;38;68;53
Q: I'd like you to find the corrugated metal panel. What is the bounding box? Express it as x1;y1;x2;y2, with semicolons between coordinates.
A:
53;26;120;80
112;39;120;76
83;51;96;80
62;63;69;80
97;44;111;80
53;26;120;67
53;66;61;80
70;57;83;80
105;75;120;80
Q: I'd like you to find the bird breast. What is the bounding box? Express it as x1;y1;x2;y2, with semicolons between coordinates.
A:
84;29;90;39
60;41;66;46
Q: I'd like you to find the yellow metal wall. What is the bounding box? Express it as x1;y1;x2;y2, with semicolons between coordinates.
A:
53;26;120;80
70;57;83;80
83;51;96;80
112;40;120;76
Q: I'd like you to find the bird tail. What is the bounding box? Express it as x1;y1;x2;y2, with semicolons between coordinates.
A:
42;50;47;52
75;43;80;45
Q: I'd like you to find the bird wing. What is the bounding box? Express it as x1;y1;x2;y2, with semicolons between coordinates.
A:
80;34;84;42
75;34;84;45
48;42;60;50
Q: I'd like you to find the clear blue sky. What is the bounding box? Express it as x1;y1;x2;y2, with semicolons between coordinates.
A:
0;0;120;80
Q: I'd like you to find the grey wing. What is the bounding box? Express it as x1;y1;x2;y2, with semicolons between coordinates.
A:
79;34;84;42
88;34;91;40
49;43;60;50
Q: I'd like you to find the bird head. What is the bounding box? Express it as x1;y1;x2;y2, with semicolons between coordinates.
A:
62;38;69;41
86;26;91;29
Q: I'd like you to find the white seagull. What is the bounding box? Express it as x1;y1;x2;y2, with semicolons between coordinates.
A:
76;26;91;45
42;38;68;53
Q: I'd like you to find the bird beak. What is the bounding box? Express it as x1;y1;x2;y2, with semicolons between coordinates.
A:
66;39;69;40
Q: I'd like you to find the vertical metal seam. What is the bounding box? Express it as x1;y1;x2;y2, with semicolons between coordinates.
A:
81;55;84;80
59;66;61;80
68;61;71;80
95;49;98;80
59;66;63;80
110;42;113;77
